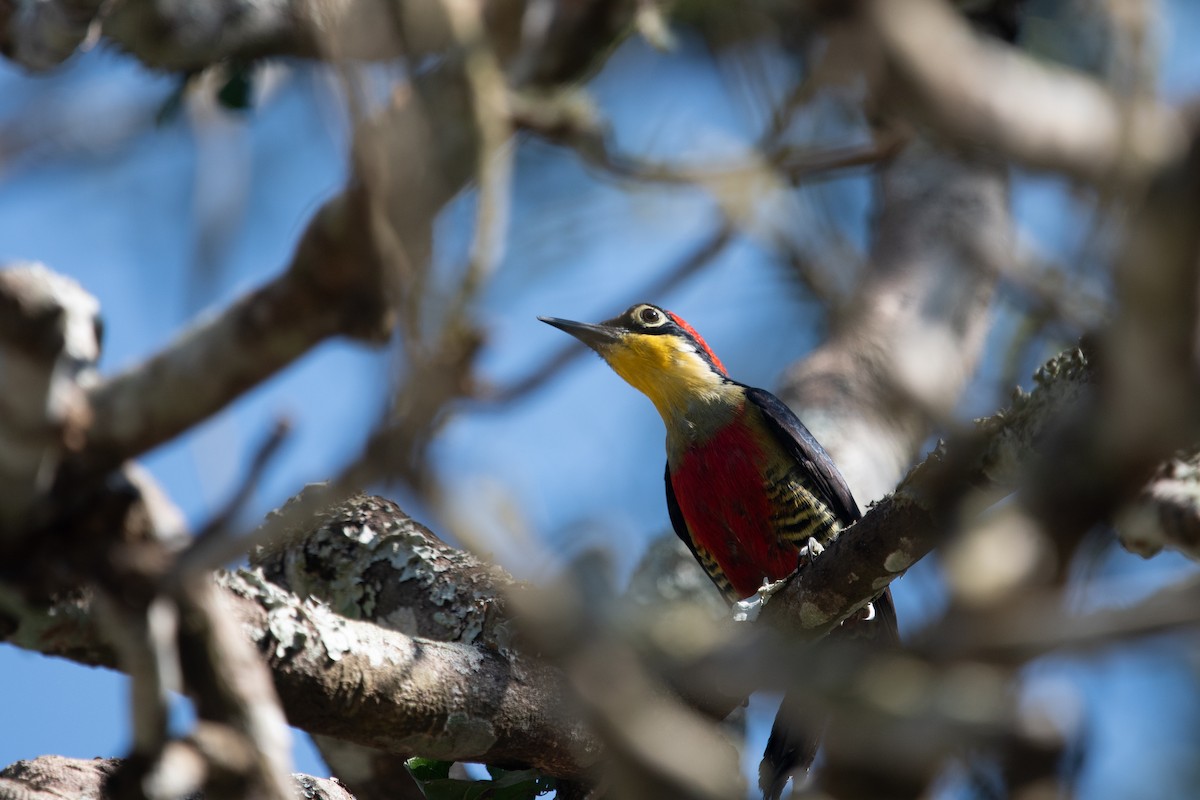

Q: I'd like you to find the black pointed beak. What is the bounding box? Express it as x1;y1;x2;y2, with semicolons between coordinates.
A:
538;316;624;351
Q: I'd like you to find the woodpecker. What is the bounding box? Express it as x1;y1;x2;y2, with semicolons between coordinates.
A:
540;302;897;799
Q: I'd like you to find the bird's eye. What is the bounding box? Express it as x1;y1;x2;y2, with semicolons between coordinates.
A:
637;306;663;326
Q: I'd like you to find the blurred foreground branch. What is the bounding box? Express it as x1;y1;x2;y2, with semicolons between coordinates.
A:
861;0;1187;185
3;0;636;76
0;756;354;800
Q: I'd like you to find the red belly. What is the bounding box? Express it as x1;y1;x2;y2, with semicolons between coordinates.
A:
671;424;798;599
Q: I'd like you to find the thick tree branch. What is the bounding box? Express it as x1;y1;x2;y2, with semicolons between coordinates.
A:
0;568;601;778
220;570;600;777
77;188;392;475
765;346;1095;637
0;491;605;780
861;0;1188;185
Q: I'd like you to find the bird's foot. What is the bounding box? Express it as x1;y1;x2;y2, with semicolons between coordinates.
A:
836;600;878;628
798;536;824;564
732;577;789;623
732;595;763;623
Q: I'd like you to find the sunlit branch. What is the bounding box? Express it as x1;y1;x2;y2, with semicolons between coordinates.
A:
510;88;898;188
78;187;394;476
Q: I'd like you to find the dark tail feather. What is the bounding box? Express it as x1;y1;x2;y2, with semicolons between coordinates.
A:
759;693;825;800
760;589;900;799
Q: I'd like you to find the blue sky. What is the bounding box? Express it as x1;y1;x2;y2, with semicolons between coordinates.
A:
1;7;1199;797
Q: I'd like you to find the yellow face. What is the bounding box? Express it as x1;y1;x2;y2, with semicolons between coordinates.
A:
601;330;726;417
597;303;734;422
540;303;735;422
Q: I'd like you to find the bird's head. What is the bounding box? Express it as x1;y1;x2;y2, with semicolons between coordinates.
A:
539;303;732;418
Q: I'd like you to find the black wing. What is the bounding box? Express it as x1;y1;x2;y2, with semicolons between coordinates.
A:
664;463;701;563
742;385;861;526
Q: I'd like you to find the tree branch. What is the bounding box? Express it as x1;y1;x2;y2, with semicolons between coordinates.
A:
861;0;1188;184
765;346;1095;637
0;492;604;780
220;569;599;776
4;0;636;77
0;263;101;531
74;186;393;476
0;755;354;800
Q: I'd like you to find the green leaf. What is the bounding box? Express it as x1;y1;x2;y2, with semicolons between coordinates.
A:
406;762;555;799
488;769;556;798
405;757;452;783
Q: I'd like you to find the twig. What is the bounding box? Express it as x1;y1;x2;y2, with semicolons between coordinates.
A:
772;137;904;185
173;578;295;800
918;575;1200;664
172;418;293;579
510;88;897;189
